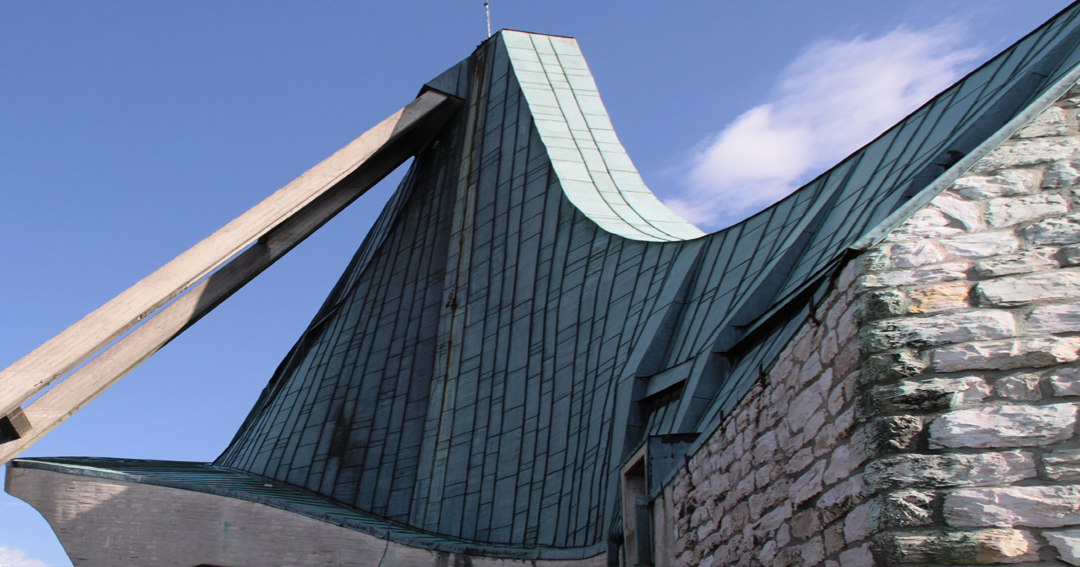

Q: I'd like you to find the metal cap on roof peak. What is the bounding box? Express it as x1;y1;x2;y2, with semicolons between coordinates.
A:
425;30;705;242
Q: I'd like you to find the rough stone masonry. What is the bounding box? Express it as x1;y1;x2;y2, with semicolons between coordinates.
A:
655;83;1080;566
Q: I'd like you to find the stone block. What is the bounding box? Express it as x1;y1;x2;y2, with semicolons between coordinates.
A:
842;488;937;542
864;376;988;413
835;342;861;377
907;282;969;313
801;536;825;566
790;460;827;507
827;380;850;417
770;546;802;567
837;303;860;344
974;250;1058;277
1028;304;1080;334
929;403;1077;448
1044;449;1080;482
954;170;1037;200
863;450;1035;490
790;386;825;434
695;519;718;544
824;522;845;556
872;528;1040;564
887;208;965;241
846;507;882;545
861;289;907;320
861;350;928;384
861;311;1015;353
1064;244;1080;266
792;327;816;365
976;271;1080;307
750;476;789;519
814;420;840;457
726;501;751;535
858;263;969;290
986;194;1068;228
823;294;846;328
1022;214;1080;245
752;429;778;465
994;373;1042;400
932;194;984;231
817;475;866;525
838;544;875;567
932;336;1080;372
940;231;1019;259
1061;186;1080;209
804;409;827;441
844;490;934;543
946;485;1080;527
1017;106;1069;138
776;523;791;548
755;540;777;565
1064;82;1080;100
859;415;922;457
797;352;823;388
890;240;946;269
824;443;858;486
791;508;820;540
1049;366;1080;396
879;490;935;527
1044;529;1080;567
821;330;839;361
971;137;1080;173
731;473;756;503
839;258;860;289
754;502;791;536
862;246;890;272
690;506;710;529
707;471;730;497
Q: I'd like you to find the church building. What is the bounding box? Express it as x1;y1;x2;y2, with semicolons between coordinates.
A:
8;4;1080;566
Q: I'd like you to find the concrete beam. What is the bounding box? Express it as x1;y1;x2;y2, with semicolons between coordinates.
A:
6;465;605;566
0;90;460;465
0;408;31;443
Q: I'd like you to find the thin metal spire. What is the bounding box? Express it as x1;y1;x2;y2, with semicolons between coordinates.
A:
485;1;491;38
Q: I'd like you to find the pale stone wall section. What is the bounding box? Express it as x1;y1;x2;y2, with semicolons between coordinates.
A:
663;85;1080;566
856;83;1080;566
659;259;869;567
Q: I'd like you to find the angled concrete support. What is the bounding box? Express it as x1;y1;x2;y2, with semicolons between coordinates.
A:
0;90;460;465
0;407;30;444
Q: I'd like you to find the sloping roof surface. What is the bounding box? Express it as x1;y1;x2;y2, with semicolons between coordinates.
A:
19;4;1080;558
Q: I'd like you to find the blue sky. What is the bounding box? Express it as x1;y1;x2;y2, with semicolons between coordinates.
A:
0;1;1072;564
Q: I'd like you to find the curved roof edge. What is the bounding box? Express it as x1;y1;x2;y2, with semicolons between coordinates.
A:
854;62;1080;251
497;30;704;242
11;457;606;561
680;0;1080;457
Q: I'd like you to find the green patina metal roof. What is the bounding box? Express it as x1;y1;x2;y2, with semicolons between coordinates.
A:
499;31;704;241
19;4;1080;559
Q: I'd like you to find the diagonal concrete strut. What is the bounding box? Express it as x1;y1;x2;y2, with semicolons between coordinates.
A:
0;90;461;465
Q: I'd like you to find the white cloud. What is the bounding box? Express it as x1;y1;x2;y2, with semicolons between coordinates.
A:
0;546;49;567
668;25;983;229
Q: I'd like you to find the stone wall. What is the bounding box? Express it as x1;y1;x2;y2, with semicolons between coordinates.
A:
658;258;869;567
659;87;1080;566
